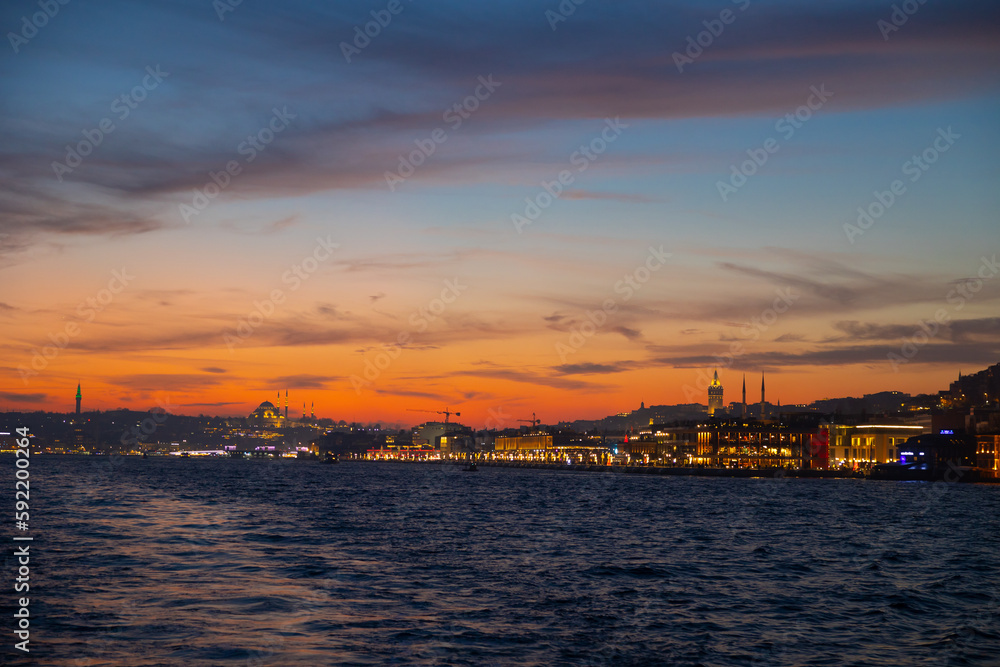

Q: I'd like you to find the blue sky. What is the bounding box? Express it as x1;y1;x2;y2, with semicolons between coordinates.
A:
1;0;998;420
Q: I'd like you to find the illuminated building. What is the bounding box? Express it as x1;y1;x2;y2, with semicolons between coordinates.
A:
249;400;285;428
708;370;724;416
490;431;606;463
976;435;1000;474
637;420;834;469
826;424;927;468
413;421;465;448
495;434;553;451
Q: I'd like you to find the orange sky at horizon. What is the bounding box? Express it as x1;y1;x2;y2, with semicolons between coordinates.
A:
2;1;998;424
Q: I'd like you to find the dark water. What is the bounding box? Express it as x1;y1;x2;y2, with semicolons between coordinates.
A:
3;456;1000;666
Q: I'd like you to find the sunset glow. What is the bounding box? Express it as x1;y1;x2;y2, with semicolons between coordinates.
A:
2;0;998;426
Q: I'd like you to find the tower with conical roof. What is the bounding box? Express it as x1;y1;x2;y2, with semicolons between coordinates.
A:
75;383;81;415
708;370;724;415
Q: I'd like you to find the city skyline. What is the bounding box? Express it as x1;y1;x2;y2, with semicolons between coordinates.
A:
2;0;999;425
9;363;990;430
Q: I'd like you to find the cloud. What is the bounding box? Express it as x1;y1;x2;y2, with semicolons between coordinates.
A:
374;387;451;401
611;325;644;341
829;317;1000;344
3;0;998;244
652;341;1000;371
270;374;337;389
454;362;610;391
554;362;636;375
201;367;227;374
562;190;659;203
221;214;301;235
180;401;243;407
0;391;46;403
111;374;227;391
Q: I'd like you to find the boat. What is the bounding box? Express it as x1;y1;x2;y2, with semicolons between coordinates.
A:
870;461;989;482
464;461;478;472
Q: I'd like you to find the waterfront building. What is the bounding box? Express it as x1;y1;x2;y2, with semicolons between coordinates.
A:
490;431;607;463
638;420;830;468
826;423;927;468
413;421;465;448
976;435;1000;473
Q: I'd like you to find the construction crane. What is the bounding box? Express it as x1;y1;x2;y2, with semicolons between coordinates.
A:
407;407;461;424
518;413;540;429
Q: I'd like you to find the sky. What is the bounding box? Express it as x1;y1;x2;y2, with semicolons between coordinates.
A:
1;0;999;427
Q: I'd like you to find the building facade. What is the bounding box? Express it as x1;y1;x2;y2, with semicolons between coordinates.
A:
826;424;926;468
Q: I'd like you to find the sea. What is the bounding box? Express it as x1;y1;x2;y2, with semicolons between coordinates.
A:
3;455;1000;666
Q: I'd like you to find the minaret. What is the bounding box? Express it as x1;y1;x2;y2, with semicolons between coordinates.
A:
760;374;766;420
284;390;289;420
741;375;747;420
303;402;307;420
311;401;315;420
75;383;81;415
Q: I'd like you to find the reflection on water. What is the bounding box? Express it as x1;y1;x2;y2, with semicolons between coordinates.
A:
4;456;1000;665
